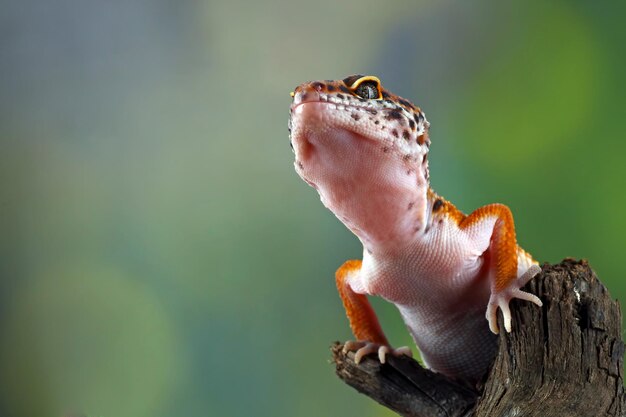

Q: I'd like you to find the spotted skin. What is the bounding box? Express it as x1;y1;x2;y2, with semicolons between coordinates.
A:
289;75;542;382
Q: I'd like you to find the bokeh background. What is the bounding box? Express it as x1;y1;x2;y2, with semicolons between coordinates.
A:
1;1;625;416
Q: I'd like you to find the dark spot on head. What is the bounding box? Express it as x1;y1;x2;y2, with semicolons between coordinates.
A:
382;147;389;153
343;74;365;86
337;93;345;100
382;91;390;99
327;85;336;92
414;113;420;124
339;85;351;94
409;119;416;130
311;82;324;91
403;154;411;161
433;199;444;212
408;202;414;210
385;110;403;120
402;130;410;140
366;109;378;115
422;154;428;164
399;98;413;108
406;169;413;175
374;120;380;125
301;92;308;101
391;129;399;138
351;113;360;121
357;97;366;102
297;161;304;170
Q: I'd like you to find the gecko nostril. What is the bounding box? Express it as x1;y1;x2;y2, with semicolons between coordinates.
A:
311;82;324;91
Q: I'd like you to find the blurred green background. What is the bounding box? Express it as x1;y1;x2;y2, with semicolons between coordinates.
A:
1;1;625;416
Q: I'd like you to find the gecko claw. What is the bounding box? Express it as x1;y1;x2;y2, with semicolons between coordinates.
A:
486;265;543;334
343;340;412;364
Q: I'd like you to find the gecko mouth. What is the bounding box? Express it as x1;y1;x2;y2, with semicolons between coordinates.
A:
290;101;383;149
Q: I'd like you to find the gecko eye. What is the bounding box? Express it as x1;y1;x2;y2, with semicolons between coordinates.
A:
354;82;380;100
349;76;383;100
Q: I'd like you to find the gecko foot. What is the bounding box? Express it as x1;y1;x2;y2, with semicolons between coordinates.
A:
342;340;412;364
486;264;543;334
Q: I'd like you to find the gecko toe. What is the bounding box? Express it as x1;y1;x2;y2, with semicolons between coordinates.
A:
378;345;390;363
394;346;413;357
342;340;365;355
512;288;543;306
354;342;379;364
486;302;500;334
343;340;412;364
519;264;541;286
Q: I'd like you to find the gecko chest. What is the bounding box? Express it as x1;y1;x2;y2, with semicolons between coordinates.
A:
358;227;489;308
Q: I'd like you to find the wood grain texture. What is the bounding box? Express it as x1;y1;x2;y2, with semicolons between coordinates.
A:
331;259;625;417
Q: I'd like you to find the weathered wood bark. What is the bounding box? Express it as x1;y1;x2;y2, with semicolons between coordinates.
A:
332;259;625;417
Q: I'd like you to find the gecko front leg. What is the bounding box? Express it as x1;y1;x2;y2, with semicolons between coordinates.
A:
461;204;543;334
336;260;412;363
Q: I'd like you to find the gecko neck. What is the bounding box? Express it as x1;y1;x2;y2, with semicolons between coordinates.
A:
339;159;431;256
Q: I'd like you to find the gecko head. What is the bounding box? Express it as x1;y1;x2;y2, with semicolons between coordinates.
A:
288;75;430;185
288;75;431;244
289;75;430;157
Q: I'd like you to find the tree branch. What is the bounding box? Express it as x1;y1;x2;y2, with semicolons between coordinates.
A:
331;259;625;417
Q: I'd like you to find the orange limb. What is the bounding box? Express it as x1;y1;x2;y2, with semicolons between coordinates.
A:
459;203;518;292
335;260;389;345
